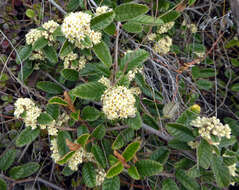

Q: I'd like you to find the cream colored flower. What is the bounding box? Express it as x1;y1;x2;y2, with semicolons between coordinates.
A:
188;24;197;33
50;138;61;162
95;6;112;16
98;76;111;88
25;29;48;45
127;67;143;82
191;116;231;143
157;22;174;34
153;36;172;55
14;98;42;130
147;33;157;41
96;168;106;186
61;12;102;49
101;86;137;120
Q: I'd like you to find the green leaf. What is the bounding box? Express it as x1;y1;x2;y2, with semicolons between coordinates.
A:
49;96;68;106
91;144;107;168
91;124;106;140
93;41;112;68
62;166;74;176
188;0;196;6
130;15;163;25
104;23;116;35
176;108;198;127
57;131;71;156
166;123;194;142
72;81;106;101
112;128;134;150
9;162;40;180
115;3;149;21
126;112;142;130
122;22;143;33
53;26;64;38
162;178;179;190
76;133;90;147
26;9;35;18
16;127;40;147
161;10;180;23
16;45;32;64
67;0;84;12
59;40;74;57
82;162;96;188
77;125;89;137
197;139;212;169
122;141;140;162
128;165;140;180
70;110;80;121
0;178;7;190
175;169;200;190
46;104;60;120
231;83;239;91
37;81;63;94
61;69;79;81
57;151;76;165
37;112;54;125
135;159;163;177
91;11;115;31
0;149;16;170
120;49;149;72
81;106;100;121
192;66;216;79
211;155;231;187
168;139;191;150
196;79;213;90
106;161;124;178
42;45;58;64
32;37;48;50
18;61;34;81
150;146;170;164
102;176;120;190
187;165;201;178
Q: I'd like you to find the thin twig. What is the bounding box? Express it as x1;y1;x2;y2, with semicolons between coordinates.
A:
48;0;66;15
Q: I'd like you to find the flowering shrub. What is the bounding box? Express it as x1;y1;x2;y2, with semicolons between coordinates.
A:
1;0;239;190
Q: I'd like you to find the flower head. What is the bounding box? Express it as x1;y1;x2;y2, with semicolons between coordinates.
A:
101;86;137;120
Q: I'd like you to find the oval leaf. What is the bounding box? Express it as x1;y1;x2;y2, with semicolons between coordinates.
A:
82;162;96;188
61;69;79;81
135;159;163;177
106;161;124;178
93;41;112;68
0;149;17;171
16;127;40;147
37;81;63;94
91;11;115;31
115;3;149;21
122;141;140;162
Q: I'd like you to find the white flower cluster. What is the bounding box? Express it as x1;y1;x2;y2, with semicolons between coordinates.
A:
127;67;143;81
61;12;102;49
26;20;59;45
42;20;59;34
191;116;231;143
95;168;106;186
188;24;197;33
98;76;111;88
61;52;78;69
50;138;61;162
14;98;42;129
29;50;44;61
130;87;141;96
26;29;48;45
95;6;112;16
40;113;70;136
228;163;237;177
101;86;137;120
76;56;87;71
157;22;175;34
153;36;172;55
147;33;156;41
187;141;199;149
26;20;59;61
67;147;95;171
